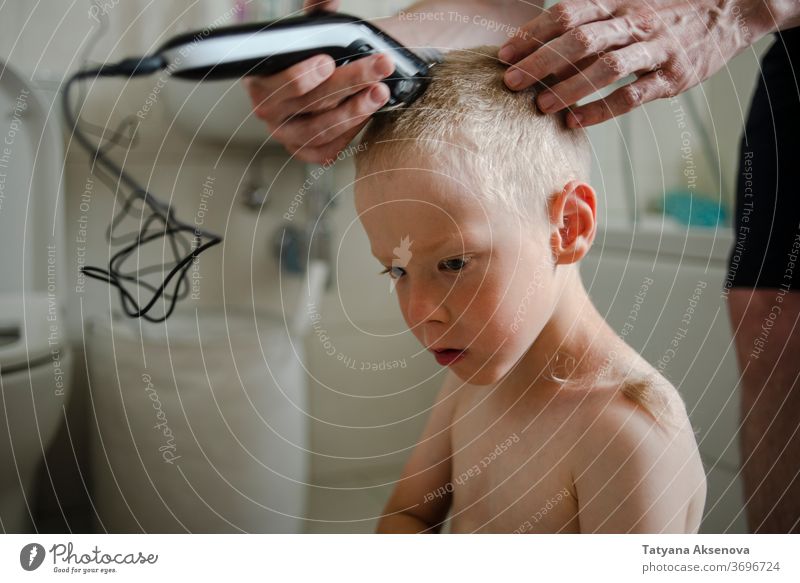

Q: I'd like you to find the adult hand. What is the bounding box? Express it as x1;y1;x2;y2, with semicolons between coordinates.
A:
303;0;340;12
242;0;395;163
498;0;775;128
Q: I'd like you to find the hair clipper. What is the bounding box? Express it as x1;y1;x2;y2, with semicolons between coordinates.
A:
156;12;442;111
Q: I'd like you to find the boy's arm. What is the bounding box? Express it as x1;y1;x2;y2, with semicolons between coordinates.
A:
377;371;461;533
573;402;705;534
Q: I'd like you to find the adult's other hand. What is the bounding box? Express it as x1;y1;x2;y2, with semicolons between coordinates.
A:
498;0;783;127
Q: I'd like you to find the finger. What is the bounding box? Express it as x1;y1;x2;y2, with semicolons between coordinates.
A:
288;125;364;164
555;54;603;81
273;83;390;148
290;53;394;117
565;70;668;127
247;55;335;119
498;0;619;64
504;7;661;91
304;0;340;13
537;42;665;113
248;54;335;105
539;11;659;82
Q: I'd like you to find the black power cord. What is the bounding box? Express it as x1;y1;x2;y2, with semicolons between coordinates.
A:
62;56;222;323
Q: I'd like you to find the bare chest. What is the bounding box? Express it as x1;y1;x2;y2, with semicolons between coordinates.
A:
447;389;581;533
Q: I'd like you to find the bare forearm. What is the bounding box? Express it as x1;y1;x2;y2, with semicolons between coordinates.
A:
377;512;440;533
376;0;545;48
757;0;800;32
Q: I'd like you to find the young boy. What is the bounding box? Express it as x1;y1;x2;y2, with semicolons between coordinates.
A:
353;47;706;533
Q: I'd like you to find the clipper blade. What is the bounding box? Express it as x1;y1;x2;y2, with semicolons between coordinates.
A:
414;47;444;66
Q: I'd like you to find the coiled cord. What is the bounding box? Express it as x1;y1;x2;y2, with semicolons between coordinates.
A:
62;55;222;322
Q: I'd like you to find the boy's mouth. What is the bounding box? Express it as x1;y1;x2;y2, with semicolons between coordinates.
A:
430;348;466;366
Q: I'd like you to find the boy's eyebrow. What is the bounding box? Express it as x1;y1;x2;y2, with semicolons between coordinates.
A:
372;231;485;263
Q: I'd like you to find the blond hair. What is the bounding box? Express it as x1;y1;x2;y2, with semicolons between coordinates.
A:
355;45;591;225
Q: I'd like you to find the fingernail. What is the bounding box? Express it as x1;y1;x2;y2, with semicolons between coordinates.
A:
538;92;556;112
569;112;584;126
373;55;393;77
370;84;388;103
506;69;524;89
317;57;335;77
498;45;515;62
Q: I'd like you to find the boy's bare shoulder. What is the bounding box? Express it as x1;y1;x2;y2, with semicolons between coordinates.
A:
561;364;706;532
566;343;689;425
567;358;692;445
572;377;686;438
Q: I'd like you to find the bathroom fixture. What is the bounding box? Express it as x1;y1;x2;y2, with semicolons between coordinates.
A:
0;295;73;533
86;310;308;533
0;60;73;533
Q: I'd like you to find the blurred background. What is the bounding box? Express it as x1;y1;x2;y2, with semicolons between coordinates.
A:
0;0;765;533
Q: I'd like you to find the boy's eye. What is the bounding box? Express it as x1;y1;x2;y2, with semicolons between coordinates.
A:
379;266;406;279
440;256;471;272
379;256;471;278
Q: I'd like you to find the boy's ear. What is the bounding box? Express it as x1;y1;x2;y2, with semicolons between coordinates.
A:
548;180;597;265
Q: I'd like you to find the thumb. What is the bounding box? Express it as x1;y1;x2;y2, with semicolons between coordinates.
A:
304;0;341;12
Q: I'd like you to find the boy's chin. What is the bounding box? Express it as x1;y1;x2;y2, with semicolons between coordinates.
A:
450;363;508;386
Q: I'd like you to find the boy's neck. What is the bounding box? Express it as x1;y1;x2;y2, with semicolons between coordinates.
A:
504;267;619;392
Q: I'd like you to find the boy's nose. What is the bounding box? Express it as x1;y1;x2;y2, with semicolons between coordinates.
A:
403;279;449;328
